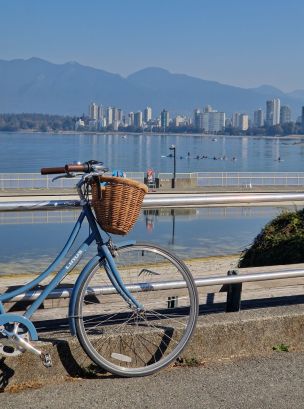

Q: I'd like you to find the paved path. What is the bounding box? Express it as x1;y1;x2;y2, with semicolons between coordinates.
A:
1;352;304;408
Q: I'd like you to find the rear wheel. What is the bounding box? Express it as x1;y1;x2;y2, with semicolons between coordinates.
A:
75;243;198;377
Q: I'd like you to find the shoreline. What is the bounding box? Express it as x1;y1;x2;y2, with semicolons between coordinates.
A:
1;129;304;140
0;254;240;283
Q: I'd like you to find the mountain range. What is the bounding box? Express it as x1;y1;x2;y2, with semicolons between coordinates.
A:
0;57;303;118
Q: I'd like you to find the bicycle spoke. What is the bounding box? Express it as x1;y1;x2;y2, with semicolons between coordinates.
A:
75;244;197;376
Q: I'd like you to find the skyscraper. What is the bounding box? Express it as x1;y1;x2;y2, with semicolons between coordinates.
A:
161;109;170;130
89;102;98;120
193;109;201;130
266;98;280;126
106;107;113;126
129;112;134;127
134;111;143;128
253;109;264;127
232;113;240;128
144;107;152;123
239;114;249;131
280;106;291;124
273;98;281;125
208;112;226;133
97;105;104;120
193;110;225;133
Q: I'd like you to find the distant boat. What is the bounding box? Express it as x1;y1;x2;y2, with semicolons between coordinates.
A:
212;138;217;142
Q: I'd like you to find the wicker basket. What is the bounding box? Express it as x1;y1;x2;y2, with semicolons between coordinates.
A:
90;175;148;235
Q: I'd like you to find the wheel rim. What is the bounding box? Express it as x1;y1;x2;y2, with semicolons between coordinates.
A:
76;245;197;375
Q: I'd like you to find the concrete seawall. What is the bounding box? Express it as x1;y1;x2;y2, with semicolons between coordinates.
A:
1;304;304;391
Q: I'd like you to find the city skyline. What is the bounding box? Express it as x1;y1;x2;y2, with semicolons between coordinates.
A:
1;0;304;92
86;98;304;134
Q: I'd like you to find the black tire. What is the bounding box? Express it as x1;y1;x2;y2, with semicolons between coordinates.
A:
75;243;198;377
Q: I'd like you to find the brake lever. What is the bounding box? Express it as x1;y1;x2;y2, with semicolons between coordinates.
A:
52;173;77;182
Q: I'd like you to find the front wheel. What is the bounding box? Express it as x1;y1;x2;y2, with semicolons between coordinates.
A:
74;243;198;377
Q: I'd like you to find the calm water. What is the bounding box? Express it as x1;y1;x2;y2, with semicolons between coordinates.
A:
0;206;301;275
0;132;304;172
0;132;303;274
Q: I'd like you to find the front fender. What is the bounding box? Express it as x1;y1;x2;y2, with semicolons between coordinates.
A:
68;240;136;336
68;255;100;336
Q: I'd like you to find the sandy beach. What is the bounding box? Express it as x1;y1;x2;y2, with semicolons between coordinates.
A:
0;254;240;290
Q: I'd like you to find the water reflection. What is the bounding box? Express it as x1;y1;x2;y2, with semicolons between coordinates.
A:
0;205;302;276
1;132;304;173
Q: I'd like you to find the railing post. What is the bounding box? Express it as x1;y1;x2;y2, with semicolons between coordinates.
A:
225;270;242;312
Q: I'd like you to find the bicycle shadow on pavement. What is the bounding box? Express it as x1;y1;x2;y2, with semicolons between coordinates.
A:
0;358;15;392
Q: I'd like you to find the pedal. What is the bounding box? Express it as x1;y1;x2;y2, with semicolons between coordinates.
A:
41;352;52;368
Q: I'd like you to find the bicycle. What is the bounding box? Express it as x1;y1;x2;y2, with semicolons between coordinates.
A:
0;160;198;377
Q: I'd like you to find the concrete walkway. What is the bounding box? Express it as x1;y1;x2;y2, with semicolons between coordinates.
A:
1;349;304;408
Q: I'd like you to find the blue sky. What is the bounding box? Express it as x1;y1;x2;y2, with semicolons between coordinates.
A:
1;0;304;91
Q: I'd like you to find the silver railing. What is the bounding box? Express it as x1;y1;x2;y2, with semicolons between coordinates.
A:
158;172;304;187
0;172;145;189
1;172;304;189
7;266;304;303
1;191;304;211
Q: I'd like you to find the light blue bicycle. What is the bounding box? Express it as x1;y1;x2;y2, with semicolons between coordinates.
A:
0;161;198;377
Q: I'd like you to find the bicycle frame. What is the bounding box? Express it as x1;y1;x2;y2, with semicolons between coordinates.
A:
0;199;141;337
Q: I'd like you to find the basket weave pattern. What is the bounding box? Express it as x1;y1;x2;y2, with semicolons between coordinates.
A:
91;176;148;235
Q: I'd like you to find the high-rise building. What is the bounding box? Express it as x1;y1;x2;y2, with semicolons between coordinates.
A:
203;105;213;113
97;105;103;120
232;113;240;128
129;112;134;126
134;111;143;128
208;112;226;133
253;109;264;127
118;109;123;122
273;98;281;125
144;107;152;123
280;106;291;124
173;115;186;127
239;114;249;131
89;102;98;120
160;109;170;130
106;107;113;126
193;109;201;130
266;98;280;126
194;109;225;132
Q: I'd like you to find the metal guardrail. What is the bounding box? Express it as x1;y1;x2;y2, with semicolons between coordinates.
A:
7;267;304;305
1;192;304;212
157;172;304;187
0;172;145;189
1;172;304;189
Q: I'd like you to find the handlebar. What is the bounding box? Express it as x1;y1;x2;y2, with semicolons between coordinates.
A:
41;166;66;175
41;160;107;175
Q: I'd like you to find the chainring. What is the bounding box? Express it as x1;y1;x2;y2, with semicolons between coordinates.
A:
0;323;30;357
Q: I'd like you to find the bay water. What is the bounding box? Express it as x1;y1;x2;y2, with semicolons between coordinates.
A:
0;132;303;275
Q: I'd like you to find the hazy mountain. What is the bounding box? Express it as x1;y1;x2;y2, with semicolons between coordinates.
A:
288;89;304;100
249;85;287;98
0;58;303;117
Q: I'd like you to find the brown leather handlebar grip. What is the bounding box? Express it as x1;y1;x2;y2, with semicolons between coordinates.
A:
41;167;66;175
65;163;88;173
